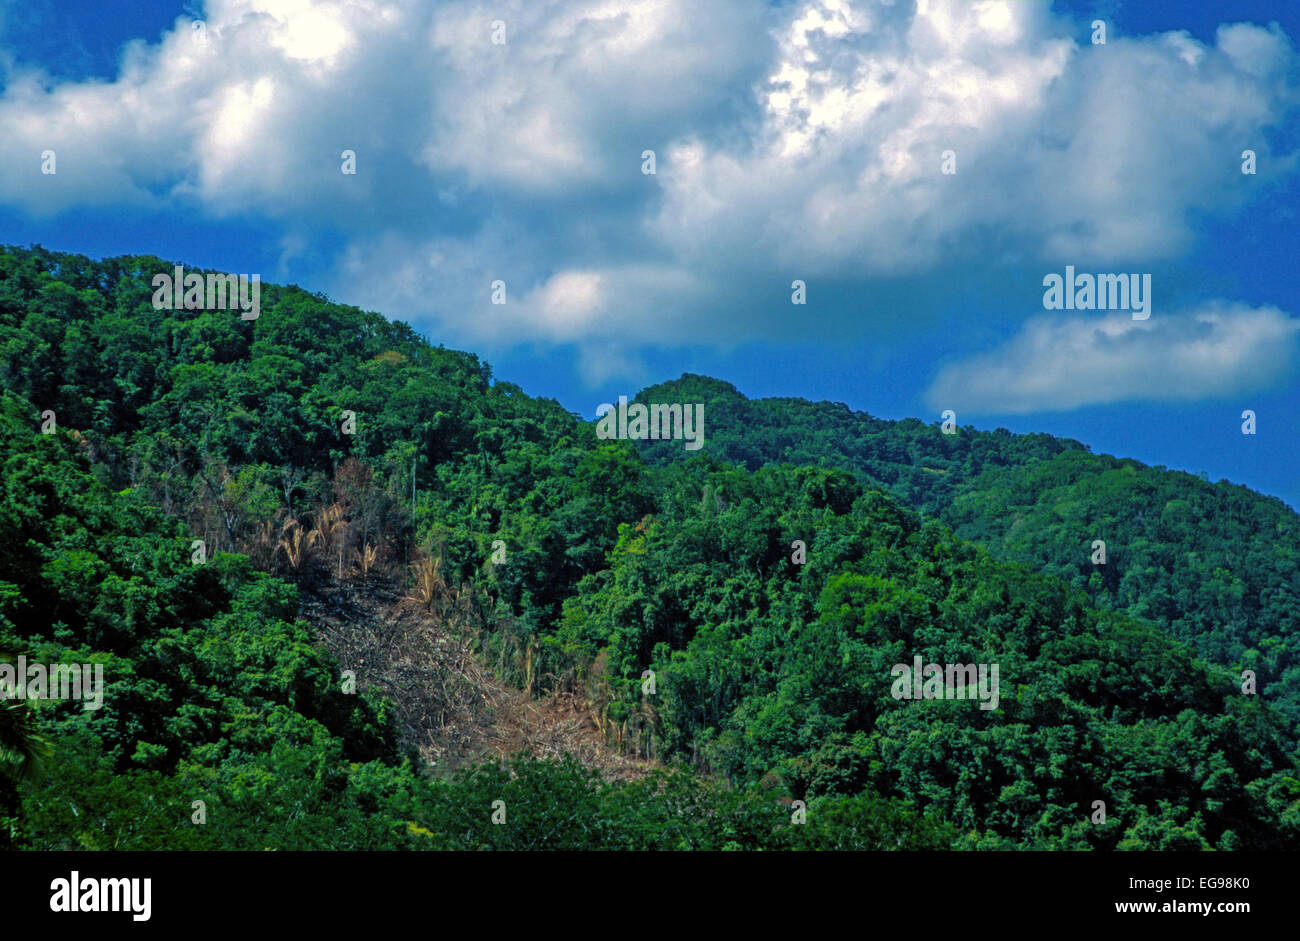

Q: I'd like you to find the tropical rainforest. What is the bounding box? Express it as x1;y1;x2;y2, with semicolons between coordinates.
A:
0;244;1296;850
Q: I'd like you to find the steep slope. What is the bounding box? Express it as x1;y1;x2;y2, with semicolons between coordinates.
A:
297;576;650;778
0;386;954;850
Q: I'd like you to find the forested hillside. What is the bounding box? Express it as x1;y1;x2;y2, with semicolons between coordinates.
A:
635;375;1300;740
1;244;1297;849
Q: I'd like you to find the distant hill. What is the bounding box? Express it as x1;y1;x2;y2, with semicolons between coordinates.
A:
630;373;1083;513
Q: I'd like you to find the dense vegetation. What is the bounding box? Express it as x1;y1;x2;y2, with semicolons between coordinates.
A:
1;244;1297;849
633;376;1300;740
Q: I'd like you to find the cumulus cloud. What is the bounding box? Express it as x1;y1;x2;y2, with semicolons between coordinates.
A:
651;2;1299;275
421;0;771;191
0;0;769;218
924;303;1300;414
0;0;1296;388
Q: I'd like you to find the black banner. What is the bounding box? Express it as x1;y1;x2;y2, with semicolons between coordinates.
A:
0;850;1284;929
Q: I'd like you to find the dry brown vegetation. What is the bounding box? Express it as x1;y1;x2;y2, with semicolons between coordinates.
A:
175;456;652;779
300;576;651;780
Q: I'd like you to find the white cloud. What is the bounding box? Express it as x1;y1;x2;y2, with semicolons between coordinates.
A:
651;2;1298;276
421;0;770;191
924;303;1300;414
0;0;768;216
0;0;1295;387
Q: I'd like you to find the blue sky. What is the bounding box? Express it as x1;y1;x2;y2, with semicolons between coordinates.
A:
1;0;1298;506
